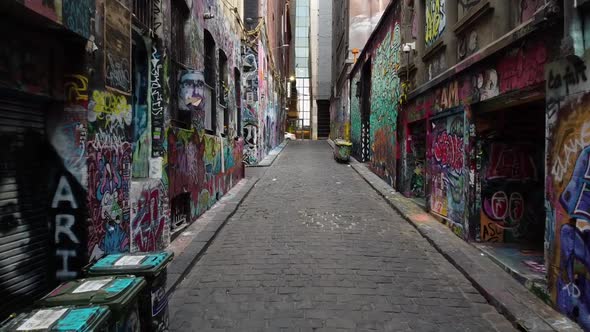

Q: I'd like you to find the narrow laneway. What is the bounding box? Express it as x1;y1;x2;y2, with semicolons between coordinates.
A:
169;141;511;331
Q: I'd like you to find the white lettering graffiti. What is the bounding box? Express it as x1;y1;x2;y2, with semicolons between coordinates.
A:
55;214;79;244
56;250;77;279
51;176;78;209
552;121;590;182
52;176;80;280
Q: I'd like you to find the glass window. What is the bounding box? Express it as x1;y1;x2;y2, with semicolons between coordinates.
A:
296;6;308;16
296;27;308;38
296;67;309;77
298;0;309;7
295;47;308;57
295;37;309;47
296;16;309;27
295;57;308;68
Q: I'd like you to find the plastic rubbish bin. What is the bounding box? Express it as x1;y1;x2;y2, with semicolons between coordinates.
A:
37;276;145;332
87;252;173;332
334;139;353;163
0;305;111;332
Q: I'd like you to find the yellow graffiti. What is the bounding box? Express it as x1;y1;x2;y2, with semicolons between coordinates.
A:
92;91;129;116
426;0;445;47
91;90;131;127
65;74;89;102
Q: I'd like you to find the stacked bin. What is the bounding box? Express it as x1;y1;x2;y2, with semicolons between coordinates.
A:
37;276;146;332
0;305;111;332
88;251;174;332
334;139;353;163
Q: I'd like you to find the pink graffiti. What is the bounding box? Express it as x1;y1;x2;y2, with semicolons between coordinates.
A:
497;43;547;94
433;131;463;170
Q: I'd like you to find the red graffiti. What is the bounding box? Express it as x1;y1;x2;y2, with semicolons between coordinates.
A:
433;131;463;170
132;187;166;252
497;43;547;94
485;143;538;180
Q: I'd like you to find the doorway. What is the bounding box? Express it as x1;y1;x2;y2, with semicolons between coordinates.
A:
407;120;427;204
317;99;330;139
474;101;546;288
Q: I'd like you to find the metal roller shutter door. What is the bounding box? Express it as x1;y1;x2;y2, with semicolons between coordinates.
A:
0;98;50;319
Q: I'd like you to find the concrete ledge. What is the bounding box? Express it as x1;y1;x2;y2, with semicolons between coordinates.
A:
246;140;289;167
349;158;581;332
165;177;260;296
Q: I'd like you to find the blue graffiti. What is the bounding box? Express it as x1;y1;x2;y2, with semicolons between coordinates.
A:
558;146;590;330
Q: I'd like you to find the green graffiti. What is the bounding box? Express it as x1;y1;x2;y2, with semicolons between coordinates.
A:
370;23;402;147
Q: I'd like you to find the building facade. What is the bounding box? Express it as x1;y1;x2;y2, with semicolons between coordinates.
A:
330;0;389;143
0;0;289;318
332;0;590;329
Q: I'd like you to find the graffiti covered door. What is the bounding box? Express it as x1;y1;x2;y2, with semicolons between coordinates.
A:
408;120;426;198
0;98;50;319
429;113;466;236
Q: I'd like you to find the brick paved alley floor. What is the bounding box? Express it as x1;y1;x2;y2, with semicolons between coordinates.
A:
168;141;513;331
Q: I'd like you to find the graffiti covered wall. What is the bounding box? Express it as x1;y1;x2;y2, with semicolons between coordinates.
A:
167;128;243;231
86;90;133;260
545;51;590;329
368;14;402;186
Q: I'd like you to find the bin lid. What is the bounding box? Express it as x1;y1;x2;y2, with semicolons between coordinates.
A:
334;139;352;146
88;251;173;277
38;276;146;316
0;306;110;332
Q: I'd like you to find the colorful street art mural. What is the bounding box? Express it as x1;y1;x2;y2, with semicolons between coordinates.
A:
130;180;170;252
369;20;402;186
429;113;466;236
167;128;243;232
546;52;590;330
242;46;260;165
87;90;132;261
425;0;445;47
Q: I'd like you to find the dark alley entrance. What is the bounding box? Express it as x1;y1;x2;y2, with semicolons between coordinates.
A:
473;100;547;290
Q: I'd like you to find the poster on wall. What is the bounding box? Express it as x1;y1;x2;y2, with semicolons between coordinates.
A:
104;0;132;94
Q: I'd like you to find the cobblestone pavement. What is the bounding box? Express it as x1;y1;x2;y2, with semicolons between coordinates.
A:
169;141;514;331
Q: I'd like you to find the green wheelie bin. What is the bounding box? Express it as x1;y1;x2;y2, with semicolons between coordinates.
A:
0;305;111;332
37;276;145;332
87;252;173;332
